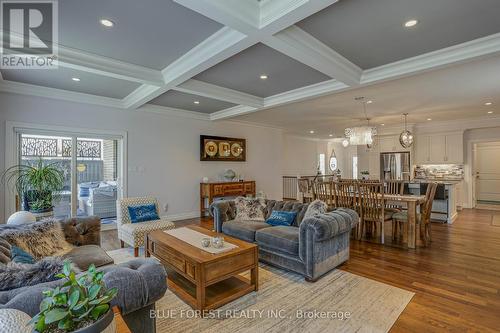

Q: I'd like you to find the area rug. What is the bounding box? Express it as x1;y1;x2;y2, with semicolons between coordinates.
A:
108;248;414;333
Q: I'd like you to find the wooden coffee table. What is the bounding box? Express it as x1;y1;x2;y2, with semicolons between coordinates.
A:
145;225;258;311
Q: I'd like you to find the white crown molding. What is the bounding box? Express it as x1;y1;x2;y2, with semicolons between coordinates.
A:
362;32;500;84
138;104;210;121
265;25;362;85
259;0;309;29
122;84;165;109
174;79;264;107
210;105;258;120
0;80;123;108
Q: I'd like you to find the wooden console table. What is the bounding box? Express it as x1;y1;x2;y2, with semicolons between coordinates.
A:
200;181;255;217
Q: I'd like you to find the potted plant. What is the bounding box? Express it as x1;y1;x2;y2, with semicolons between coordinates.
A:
1;159;65;213
29;262;118;333
360;171;370;180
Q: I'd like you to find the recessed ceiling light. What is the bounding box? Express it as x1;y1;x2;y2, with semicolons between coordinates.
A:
404;19;418;28
485;102;493;106
380;123;385;126
329;134;333;137
427;118;432;121
100;18;114;27
71;77;80;82
488;111;493;114
260;74;268;80
366;100;373;104
309;130;315;134
194;101;200;104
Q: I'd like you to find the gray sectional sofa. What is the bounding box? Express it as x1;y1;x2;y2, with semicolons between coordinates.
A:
210;200;358;281
0;217;166;333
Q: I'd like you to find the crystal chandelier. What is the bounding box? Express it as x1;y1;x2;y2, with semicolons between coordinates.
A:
344;97;377;146
399;113;414;148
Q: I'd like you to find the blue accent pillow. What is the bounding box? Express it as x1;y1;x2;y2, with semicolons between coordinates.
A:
128;204;159;223
266;210;297;226
11;246;35;264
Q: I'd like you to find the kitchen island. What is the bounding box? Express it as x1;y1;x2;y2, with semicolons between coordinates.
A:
405;179;463;224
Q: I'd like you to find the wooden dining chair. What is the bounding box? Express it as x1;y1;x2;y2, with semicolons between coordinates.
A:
392;182;437;246
385;180;405;195
312;180;336;209
298;177;312;203
358;182;392;244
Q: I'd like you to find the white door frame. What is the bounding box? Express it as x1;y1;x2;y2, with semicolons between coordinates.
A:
4;121;128;221
466;138;500;208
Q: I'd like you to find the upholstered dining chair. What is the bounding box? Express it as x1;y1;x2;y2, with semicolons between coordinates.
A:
117;197;175;257
298;177;313;203
392;182;438;246
358;182;392;244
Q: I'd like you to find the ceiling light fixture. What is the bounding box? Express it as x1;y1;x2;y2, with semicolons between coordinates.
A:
100;18;114;27
194;101;200;104
427;118;432;121
485;102;493;106
329;134;333;137
344;97;377;146
488;111;493;114
309;130;315;134
399;113;414;148
260;74;268;80
366;100;373;104
381;123;385;126
71;77;80;82
342;138;350;148
404;19;418;28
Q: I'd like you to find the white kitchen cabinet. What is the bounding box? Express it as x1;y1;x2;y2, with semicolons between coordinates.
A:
415;132;463;164
378;135;411;152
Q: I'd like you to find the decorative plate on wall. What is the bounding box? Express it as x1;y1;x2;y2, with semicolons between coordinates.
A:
200;135;246;161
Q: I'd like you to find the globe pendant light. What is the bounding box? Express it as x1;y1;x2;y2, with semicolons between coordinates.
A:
399;113;414;148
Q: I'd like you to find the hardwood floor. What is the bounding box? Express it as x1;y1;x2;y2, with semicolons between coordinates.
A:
102;209;500;332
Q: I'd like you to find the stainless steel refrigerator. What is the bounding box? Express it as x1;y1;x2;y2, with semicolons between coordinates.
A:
380;152;411;181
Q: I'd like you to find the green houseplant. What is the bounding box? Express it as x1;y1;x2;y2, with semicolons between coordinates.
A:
1;159;65;213
30;262;118;333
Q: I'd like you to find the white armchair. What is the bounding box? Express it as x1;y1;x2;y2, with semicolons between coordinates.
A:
117;197;175;257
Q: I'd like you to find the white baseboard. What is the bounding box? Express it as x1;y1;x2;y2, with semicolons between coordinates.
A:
163;211;200;221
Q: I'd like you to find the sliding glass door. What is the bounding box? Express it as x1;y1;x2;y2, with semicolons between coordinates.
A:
14;128;124;227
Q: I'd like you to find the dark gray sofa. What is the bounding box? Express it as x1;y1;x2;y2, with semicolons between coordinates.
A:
0;217;167;333
210;200;358;281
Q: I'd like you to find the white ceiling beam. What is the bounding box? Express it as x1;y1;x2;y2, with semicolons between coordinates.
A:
361;32;500;84
210;79;348;120
1;30;165;86
174;79;264;108
124;27;257;109
0;80;124;108
265;25;362;86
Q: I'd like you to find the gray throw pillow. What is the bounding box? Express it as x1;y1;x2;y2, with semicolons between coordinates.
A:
235;197;266;221
304;199;328;220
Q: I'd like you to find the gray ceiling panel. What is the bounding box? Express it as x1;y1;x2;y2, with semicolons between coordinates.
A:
193;43;331;97
297;0;500;69
1;68;140;99
58;0;223;69
149;90;237;113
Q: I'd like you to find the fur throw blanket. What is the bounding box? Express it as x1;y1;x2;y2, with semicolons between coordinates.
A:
0;219;73;260
0;257;80;291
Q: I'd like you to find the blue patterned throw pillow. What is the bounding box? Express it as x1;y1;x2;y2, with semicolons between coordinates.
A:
266;210;297;226
11;246;35;264
128;204;159;223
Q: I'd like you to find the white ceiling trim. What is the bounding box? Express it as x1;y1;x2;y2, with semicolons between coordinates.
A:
174;79;264;107
0;79;123;108
362;32;500;84
264;25;362;86
210;79;348;120
138;104;211;121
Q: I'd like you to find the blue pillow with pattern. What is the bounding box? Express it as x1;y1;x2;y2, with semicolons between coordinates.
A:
266;210;297;226
11;246;35;264
128;204;159;223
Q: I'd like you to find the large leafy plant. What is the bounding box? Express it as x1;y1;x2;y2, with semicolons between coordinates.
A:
30;262;118;332
1;159;65;211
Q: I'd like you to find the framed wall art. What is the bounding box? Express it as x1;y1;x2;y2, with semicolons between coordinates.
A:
200;135;246;161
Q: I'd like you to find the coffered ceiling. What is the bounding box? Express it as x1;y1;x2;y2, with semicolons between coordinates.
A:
1;0;500;130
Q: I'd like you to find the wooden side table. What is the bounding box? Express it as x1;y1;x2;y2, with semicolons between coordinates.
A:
200;181;255;217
